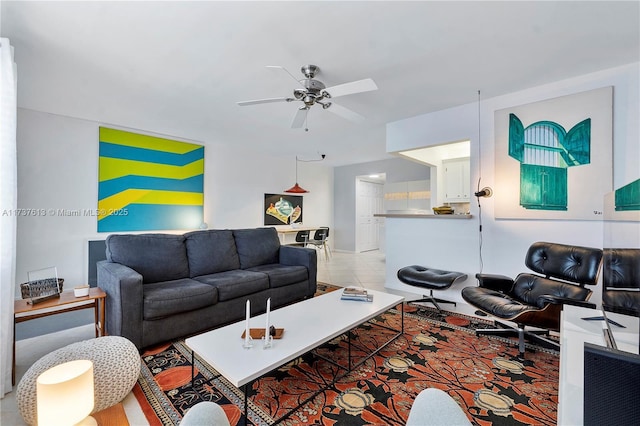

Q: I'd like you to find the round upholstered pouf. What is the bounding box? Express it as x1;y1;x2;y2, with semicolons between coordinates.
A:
16;336;140;425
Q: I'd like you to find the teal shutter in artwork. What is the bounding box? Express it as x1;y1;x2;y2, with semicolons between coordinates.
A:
563;118;591;166
509;113;589;211
615;178;640;211
520;165;568;210
509;113;525;162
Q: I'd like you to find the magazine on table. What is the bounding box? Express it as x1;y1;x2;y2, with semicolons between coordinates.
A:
341;286;373;302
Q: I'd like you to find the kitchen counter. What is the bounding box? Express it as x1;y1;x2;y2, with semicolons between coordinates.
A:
374;213;472;219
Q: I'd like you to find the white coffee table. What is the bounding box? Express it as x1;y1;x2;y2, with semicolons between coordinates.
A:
185;289;404;424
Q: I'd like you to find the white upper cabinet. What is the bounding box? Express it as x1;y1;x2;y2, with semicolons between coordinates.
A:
443;157;470;202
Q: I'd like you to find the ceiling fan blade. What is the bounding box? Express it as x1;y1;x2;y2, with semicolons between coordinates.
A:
324;78;378;98
326;102;365;123
237;97;292;106
291;107;309;128
266;65;304;87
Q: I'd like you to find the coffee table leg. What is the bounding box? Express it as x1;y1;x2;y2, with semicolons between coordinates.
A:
243;383;248;426
348;331;352;371
191;351;195;387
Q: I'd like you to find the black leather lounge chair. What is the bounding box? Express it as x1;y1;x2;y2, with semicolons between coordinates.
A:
602;248;640;317
461;241;603;355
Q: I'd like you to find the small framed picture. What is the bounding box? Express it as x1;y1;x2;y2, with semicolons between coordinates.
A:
264;194;303;225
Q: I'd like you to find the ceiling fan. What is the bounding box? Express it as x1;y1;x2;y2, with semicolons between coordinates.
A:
237;64;378;130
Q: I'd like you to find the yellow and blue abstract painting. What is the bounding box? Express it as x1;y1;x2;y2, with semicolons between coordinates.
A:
98;127;204;232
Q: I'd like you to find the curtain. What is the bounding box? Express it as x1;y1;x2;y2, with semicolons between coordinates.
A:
0;38;18;397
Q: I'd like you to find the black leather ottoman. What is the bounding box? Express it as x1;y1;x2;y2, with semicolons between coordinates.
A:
397;265;467;311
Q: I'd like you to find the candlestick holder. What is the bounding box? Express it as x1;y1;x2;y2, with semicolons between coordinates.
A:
243;335;253;350
262;333;273;349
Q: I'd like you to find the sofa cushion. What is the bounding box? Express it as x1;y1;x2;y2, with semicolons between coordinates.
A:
233;228;280;269
195;270;269;301
246;264;308;289
143;278;218;319
184;230;240;277
106;234;189;284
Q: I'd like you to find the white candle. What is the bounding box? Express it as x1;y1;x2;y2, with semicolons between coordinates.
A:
265;298;271;338
245;300;251;343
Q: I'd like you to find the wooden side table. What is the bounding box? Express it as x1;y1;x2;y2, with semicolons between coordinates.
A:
13;287;106;385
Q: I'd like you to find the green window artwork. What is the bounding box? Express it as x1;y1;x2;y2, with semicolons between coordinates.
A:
508;113;591;211
614;179;640;211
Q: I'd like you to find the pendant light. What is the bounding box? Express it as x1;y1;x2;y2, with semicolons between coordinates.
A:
284;156;308;193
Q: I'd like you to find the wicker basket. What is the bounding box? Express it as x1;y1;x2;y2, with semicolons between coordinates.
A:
20;278;64;300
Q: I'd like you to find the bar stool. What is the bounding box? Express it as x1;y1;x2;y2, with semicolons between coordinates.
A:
397;265;467;311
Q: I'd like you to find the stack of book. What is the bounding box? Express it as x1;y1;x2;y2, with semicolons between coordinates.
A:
341;287;373;302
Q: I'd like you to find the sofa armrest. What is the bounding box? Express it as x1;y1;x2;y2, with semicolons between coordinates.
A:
279;245;318;297
97;260;144;349
475;273;514;293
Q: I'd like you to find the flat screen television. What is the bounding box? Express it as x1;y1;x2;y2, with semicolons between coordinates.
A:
583;341;640;425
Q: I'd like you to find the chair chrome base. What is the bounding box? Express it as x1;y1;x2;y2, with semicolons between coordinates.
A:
475;320;559;356
409;290;457;312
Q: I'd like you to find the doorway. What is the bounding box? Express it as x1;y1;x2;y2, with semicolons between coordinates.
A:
356;176;385;252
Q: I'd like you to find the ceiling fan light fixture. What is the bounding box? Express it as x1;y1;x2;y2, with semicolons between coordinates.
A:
301;64;319;78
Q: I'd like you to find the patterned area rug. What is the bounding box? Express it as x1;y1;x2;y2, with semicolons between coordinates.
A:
134;285;559;425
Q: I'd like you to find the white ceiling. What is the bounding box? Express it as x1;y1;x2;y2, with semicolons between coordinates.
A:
2;1;638;167
400;140;471;167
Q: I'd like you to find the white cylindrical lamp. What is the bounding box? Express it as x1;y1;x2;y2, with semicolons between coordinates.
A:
36;359;96;426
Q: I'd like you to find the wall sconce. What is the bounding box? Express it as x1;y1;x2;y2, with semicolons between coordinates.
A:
474;187;493;198
37;360;96;426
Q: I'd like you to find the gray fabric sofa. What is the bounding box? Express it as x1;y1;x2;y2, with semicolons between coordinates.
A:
97;227;317;349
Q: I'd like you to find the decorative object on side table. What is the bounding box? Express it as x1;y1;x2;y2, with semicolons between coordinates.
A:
74;285;90;297
21;266;63;305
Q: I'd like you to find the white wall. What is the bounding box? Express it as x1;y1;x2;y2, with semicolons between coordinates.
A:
333;158;430;252
385;63;640;306
14;109;333;294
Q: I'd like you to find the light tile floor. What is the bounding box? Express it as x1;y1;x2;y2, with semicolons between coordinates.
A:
1;250;479;425
317;249;387;292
